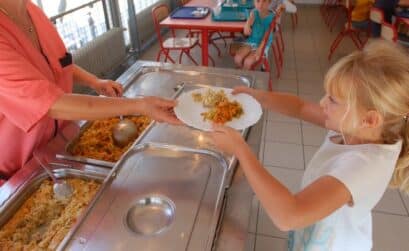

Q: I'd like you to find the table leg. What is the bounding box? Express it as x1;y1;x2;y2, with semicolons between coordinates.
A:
202;29;209;66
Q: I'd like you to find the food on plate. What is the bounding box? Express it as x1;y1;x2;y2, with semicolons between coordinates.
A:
0;178;100;250
70;116;151;162
192;89;244;124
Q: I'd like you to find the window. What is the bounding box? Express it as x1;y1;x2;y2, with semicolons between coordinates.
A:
33;0;109;52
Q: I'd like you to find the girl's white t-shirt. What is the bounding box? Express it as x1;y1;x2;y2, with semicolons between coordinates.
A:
288;131;402;251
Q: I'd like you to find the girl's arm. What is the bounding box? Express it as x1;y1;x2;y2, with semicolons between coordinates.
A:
48;94;181;124
209;125;351;231
244;11;255;36
73;64;123;97
233;86;326;128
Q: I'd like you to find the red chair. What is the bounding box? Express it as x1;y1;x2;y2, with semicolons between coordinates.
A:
230;7;284;91
152;4;199;65
328;1;370;60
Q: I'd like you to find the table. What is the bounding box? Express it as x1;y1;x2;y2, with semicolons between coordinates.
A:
160;0;246;66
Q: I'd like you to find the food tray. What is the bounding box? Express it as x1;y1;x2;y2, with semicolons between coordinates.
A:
170;6;210;19
229;0;254;9
0;166;108;250
62;143;229;251
212;6;249;22
63;115;152;168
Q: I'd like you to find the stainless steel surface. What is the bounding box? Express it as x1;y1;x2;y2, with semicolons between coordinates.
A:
0;165;108;243
64;143;229;251
56;81;185;168
0;61;269;251
112;117;139;147
125;195;175;236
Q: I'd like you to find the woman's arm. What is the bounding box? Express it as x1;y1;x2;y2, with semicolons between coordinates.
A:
73;64;123;97
209;126;351;231
48;94;181;124
233;86;326;127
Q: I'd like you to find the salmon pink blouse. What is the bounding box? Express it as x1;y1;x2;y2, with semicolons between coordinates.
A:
0;2;73;181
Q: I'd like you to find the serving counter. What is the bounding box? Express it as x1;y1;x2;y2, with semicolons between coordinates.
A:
0;61;269;251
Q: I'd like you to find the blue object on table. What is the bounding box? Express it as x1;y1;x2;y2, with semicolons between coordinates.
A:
170;6;210;19
396;7;409;18
212;6;250;21
231;0;254;9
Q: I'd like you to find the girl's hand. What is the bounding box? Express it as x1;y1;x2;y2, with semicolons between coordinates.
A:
142;97;182;125
244;24;252;36
208;124;247;156
255;48;262;61
94;79;123;97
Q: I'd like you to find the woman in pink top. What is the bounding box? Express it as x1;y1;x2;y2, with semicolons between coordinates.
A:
0;0;180;184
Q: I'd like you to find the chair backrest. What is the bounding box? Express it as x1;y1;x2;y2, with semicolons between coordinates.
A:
381;22;397;42
152;4;170;46
370;7;384;24
257;6;284;61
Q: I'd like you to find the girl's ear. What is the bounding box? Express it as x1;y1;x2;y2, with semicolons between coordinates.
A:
362;110;384;129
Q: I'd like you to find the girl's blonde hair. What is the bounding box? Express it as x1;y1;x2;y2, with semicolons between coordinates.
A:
324;40;409;193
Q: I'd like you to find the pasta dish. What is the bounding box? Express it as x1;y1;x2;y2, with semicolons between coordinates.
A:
70;116;151;162
192;89;244;124
0;178;100;250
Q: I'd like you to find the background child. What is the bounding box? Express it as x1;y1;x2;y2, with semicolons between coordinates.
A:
234;0;275;70
351;0;375;30
209;40;409;250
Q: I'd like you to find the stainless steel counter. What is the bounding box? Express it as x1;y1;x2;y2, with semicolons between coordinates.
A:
0;61;268;251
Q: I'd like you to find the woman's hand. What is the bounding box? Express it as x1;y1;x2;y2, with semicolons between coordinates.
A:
93;79;123;97
208;124;247;156
142;97;182;125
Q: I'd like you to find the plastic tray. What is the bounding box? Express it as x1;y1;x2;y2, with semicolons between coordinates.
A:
231;0;254;9
212;6;249;22
170;6;210;19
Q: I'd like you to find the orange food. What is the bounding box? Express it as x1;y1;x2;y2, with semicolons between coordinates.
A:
70;116;151;162
201;100;244;124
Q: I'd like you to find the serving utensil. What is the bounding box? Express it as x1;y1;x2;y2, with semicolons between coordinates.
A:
112;115;138;147
34;156;73;201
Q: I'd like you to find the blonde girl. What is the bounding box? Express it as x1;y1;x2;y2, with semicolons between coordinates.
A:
209;40;409;251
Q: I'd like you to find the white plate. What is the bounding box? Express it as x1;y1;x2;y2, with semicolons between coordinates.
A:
174;87;262;131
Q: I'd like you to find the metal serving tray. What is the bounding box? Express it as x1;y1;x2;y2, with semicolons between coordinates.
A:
56;63;254;168
121;64;254;96
63;143;229;251
0;165;109;250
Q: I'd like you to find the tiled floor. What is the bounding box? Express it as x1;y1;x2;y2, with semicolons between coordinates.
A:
139;5;409;251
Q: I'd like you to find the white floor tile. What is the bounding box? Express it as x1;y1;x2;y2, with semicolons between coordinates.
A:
267;110;300;124
296;70;324;83
298;79;325;96
399;192;409;215
249;195;259;234
272;78;298;93
374;189;408;216
302;125;328;146
263;142;304;170
373;212;409;251
245;233;256;251
303;145;319;167
255;235;288;251
256;167;304;237
265;121;302;144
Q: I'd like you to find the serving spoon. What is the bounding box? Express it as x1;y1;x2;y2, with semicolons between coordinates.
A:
34;156;73;201
112;115;138;147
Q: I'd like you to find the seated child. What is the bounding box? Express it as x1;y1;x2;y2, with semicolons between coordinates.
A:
234;0;275;70
351;0;375;30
